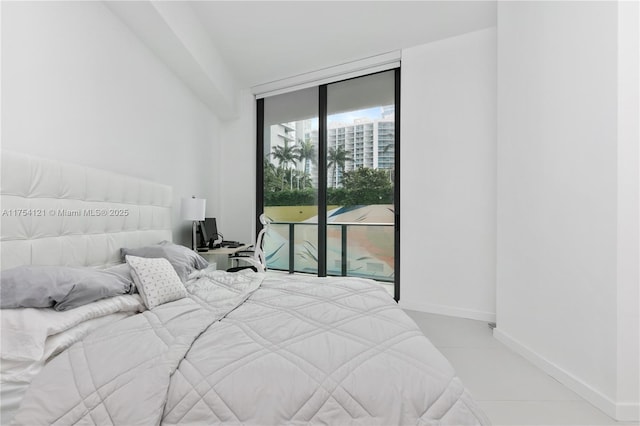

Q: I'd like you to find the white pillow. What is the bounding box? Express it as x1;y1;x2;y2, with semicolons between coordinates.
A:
125;255;187;309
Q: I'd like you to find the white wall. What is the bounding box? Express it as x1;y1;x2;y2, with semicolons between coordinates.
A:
495;1;638;420
616;0;640;418
399;28;497;321
217;90;257;244
1;1;221;245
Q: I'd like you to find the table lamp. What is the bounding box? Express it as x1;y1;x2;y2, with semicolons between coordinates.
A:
181;196;206;250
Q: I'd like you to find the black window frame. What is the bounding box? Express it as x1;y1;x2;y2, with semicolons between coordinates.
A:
256;68;401;301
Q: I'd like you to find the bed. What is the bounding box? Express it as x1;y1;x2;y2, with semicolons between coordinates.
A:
0;151;490;425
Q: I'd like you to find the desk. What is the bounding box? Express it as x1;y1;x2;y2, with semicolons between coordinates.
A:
197;245;251;270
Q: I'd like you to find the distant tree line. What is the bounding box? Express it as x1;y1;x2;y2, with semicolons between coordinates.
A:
265;167;393;206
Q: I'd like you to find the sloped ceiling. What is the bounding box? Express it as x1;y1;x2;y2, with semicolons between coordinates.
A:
107;1;239;119
191;1;497;88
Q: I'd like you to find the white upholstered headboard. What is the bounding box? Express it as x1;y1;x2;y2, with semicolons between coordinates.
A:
0;151;172;270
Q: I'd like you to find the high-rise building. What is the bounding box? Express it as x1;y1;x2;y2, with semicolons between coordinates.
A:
327;118;395;187
267;115;394;189
266;122;295;157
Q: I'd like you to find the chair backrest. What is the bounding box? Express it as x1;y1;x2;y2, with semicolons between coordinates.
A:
253;214;271;272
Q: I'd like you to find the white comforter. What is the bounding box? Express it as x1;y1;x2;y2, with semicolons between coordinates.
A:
1;295;146;424
13;271;490;425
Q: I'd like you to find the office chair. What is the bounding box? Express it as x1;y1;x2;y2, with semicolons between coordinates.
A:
227;214;270;273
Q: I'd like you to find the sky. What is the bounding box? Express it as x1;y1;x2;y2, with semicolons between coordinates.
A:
280;105;393;133
328;106;384;125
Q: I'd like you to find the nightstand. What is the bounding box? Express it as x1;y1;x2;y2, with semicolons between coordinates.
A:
196;245;250;271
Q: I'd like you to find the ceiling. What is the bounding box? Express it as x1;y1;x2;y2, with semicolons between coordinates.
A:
190;1;497;89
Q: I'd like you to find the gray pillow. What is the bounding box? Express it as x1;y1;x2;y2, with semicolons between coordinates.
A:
120;241;208;282
104;263;138;294
0;265;134;311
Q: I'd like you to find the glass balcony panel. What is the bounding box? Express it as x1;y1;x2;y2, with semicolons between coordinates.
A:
327;224;343;276
346;224;394;282
294;223;318;274
264;223;290;271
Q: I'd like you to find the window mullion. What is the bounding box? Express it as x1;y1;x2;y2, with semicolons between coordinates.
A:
318;85;328;277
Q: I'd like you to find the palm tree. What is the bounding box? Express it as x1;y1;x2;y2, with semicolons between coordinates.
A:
380;142;395;184
263;158;288;192
296;138;316;188
290;169;307;190
327;145;352;188
271;141;298;190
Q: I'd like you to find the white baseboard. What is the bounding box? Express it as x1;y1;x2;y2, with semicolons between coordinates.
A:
398;300;496;322
493;328;640;422
616;403;640;422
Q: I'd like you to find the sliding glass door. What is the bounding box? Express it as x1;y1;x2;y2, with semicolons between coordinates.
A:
325;71;397;296
258;69;400;299
259;87;319;275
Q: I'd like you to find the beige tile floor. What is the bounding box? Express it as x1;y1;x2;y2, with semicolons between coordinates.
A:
403;310;639;426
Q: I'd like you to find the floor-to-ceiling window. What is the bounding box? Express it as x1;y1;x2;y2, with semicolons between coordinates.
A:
257;69;400;299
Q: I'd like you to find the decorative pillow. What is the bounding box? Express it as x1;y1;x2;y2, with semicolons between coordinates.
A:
120;241;208;282
125;255;187;309
0;265;133;311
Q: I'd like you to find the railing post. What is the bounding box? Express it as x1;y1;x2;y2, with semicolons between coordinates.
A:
288;223;295;274
341;224;347;276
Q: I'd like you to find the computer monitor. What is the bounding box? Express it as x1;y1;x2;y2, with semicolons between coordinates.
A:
196;222;208;249
205;218;219;242
197;217;219;249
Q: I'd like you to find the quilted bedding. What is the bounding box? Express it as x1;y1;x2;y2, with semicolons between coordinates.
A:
13;271;490;425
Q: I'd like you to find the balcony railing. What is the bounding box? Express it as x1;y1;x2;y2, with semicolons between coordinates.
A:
267;220;394;282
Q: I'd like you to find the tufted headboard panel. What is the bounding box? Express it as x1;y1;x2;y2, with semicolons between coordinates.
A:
0;151;172;270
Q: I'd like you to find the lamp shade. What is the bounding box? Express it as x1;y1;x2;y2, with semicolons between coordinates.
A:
181;197;206;221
